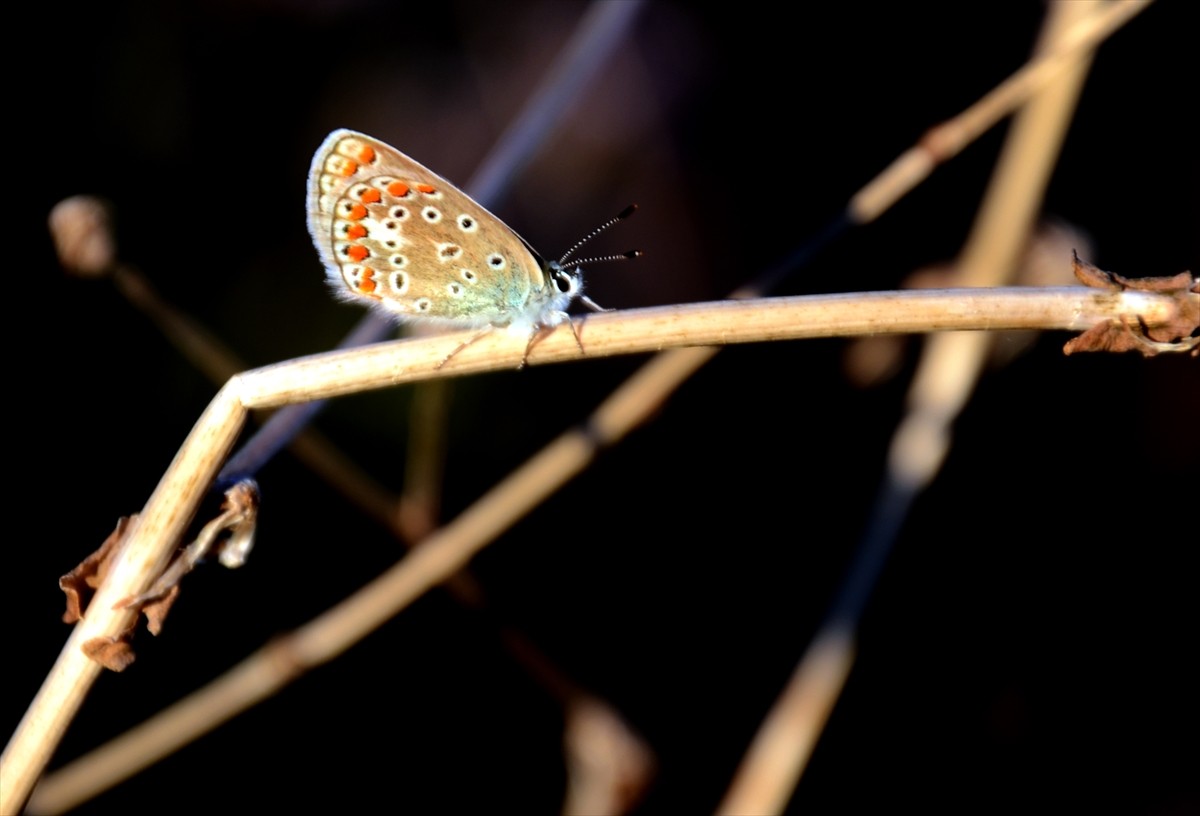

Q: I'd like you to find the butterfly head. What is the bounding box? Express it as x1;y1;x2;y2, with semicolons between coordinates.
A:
539;259;585;317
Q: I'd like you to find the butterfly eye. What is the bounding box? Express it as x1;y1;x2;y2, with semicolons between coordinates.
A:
552;270;575;293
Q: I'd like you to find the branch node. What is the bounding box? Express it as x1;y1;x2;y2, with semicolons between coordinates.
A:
1065;254;1199;357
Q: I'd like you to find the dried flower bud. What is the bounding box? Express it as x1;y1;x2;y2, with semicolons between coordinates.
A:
48;195;116;277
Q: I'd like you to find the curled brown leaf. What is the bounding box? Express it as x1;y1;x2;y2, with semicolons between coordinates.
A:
1066;253;1199;357
60;517;132;625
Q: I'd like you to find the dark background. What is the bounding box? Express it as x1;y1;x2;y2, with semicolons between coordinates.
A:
9;1;1197;812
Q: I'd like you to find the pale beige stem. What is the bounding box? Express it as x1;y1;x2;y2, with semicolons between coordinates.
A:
228;287;1184;410
113;262;401;527
12;283;1193;814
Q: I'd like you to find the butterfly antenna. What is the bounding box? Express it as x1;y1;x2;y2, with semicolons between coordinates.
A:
558;204;640;266
560;249;643;271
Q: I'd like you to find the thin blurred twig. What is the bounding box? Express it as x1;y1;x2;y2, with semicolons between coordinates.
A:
718;2;1105;812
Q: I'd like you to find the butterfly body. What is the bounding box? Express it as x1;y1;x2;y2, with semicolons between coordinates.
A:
306;129;582;339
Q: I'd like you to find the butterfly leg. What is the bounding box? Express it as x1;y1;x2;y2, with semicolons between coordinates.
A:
435;325;497;370
519;315;585;369
519;326;547;369
580;295;612;313
563;316;586;355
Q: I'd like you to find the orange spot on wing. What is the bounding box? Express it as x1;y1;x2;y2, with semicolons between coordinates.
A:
346;224;367;239
339;160;358;177
347;204;367;221
357;145;376;163
347;245;369;262
387;181;410;197
359;274;377;294
360;188;381;204
416;183;436;194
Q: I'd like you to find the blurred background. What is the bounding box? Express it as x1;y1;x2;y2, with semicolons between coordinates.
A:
9;1;1197;812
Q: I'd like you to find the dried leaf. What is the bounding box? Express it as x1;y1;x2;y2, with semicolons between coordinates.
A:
61;519;148;669
117;479;260;611
1064;319;1147;355
1071;251;1119;290
82;635;137;672
60;516;133;624
60;483;256;669
142;585;181;636
215;480;260;568
1067;253;1199;357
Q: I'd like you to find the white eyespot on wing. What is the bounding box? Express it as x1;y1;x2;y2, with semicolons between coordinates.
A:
456;214;478;232
386;270;410;296
342;264;366;285
421;206;443;224
339;264;382;299
437;243;463;262
374;215;408;249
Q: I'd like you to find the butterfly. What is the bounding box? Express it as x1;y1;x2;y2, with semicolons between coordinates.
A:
306;129;631;365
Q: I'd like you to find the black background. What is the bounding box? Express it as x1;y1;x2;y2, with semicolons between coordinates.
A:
8;1;1197;812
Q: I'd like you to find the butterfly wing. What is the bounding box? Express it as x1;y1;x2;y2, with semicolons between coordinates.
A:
306;129;553;328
